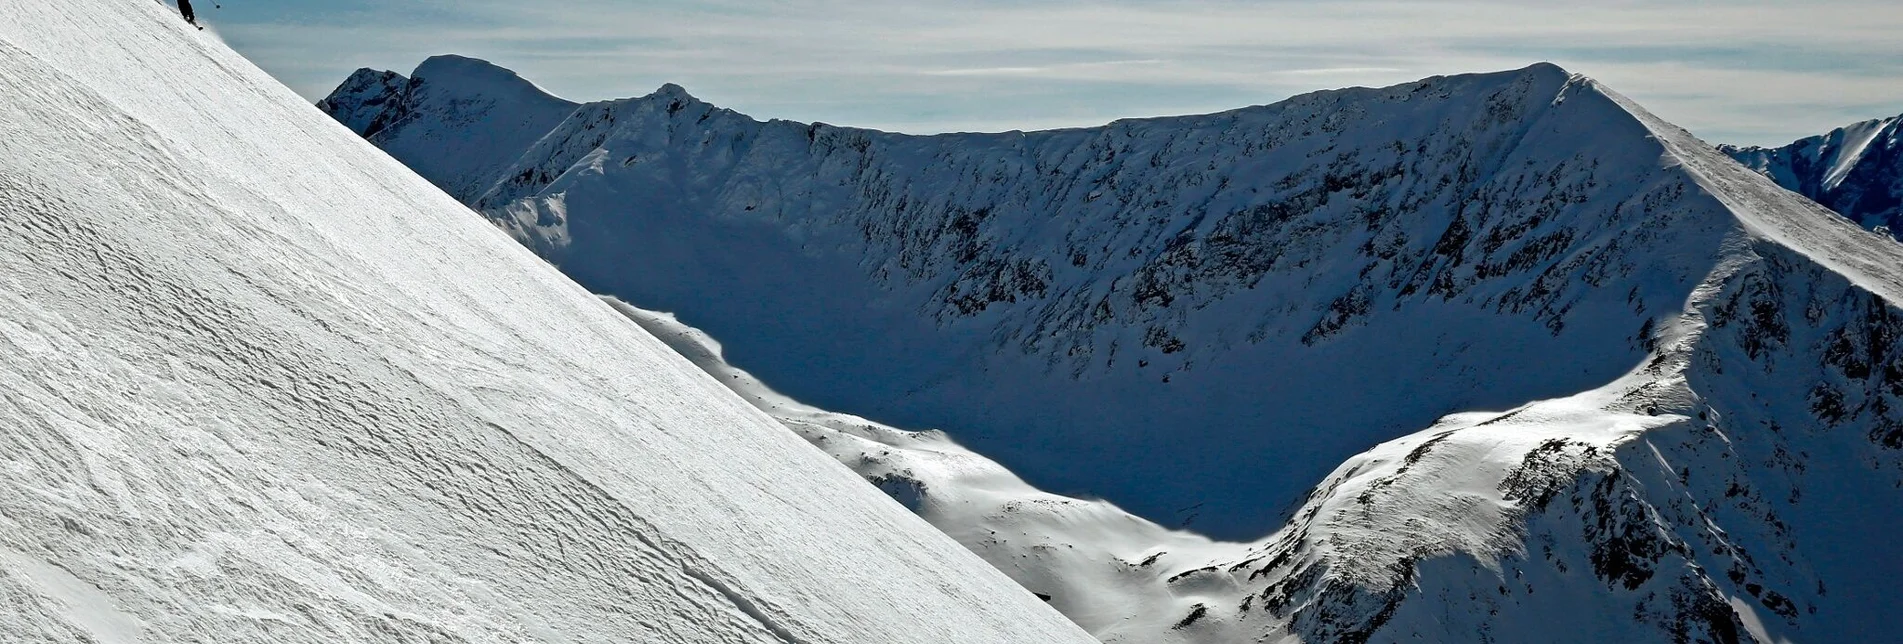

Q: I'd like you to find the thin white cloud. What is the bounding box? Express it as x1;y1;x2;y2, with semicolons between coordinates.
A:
220;0;1903;145
1276;67;1409;76
921;59;1164;77
923;67;1053;77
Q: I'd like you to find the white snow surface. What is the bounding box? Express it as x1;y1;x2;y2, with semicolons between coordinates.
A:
346;61;1903;641
1820;118;1893;192
0;2;1097;643
334;59;1704;539
610;300;1222;639
325;50;1903;641
1724;112;1903;236
607;239;1901;643
318;55;580;205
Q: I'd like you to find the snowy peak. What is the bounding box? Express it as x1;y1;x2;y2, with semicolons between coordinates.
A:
649;81;700;103
1728;115;1899;192
409;54;568;109
316;54;580;202
323;54;1903;643
327;55;1762;538
315;67;409;137
1724;112;1903;235
1592;81;1903;299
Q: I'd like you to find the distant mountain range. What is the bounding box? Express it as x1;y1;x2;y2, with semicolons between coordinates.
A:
321;56;1903;642
1724;114;1902;237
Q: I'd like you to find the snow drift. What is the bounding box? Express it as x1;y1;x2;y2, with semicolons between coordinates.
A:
330;55;1903;642
0;2;1097;643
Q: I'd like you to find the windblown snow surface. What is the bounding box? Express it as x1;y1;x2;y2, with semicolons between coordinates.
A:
0;2;1101;643
1724;113;1903;238
334;56;1903;642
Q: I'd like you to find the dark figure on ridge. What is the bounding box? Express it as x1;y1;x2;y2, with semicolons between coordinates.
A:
177;0;199;28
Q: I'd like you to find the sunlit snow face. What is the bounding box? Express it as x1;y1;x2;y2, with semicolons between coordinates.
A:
229;0;1899;145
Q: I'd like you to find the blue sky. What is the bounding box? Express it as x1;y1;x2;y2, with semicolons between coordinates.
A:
204;0;1903;146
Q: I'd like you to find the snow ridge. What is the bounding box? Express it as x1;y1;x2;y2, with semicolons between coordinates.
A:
0;2;1095;643
329;61;1720;538
328;58;1903;642
1723;113;1903;238
321;55;581;203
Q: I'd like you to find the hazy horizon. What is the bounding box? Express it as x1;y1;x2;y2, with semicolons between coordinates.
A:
206;0;1903;147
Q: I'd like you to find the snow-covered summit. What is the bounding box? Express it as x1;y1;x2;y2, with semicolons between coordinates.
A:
0;2;1097;642
410;54;557;100
319;54;580;202
324;60;1706;537
314;68;408;136
1724;113;1902;237
649;81;700;102
326;58;1903;641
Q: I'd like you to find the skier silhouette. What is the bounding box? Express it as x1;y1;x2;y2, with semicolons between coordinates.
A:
177;0;200;28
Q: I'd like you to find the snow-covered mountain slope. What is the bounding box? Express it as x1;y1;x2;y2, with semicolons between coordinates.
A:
329;58;1849;542
0;3;1100;643
329;51;1903;641
318;55;580;204
609;298;1226;641
1723;113;1902;237
606;198;1903;644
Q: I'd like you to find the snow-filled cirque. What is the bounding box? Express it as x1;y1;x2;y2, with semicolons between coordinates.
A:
0;2;1101;642
325;53;1903;642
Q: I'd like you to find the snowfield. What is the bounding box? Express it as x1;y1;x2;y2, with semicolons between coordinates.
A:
331;53;1903;642
0;2;1098;643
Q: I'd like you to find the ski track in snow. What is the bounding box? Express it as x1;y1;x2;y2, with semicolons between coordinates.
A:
0;2;1096;643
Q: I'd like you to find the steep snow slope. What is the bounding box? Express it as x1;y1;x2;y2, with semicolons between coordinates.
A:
330;60;1744;539
609;298;1226;641
328;58;1903;641
1724;113;1903;237
0;2;1098;643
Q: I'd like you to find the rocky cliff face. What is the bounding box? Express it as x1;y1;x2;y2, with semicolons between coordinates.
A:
1724;114;1903;238
325;58;1903;642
